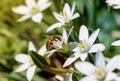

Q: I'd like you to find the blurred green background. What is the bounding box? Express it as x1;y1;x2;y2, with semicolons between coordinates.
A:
0;0;120;81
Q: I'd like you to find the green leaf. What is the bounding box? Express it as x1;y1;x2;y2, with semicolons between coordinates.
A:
30;51;74;74
72;72;82;81
29;51;48;70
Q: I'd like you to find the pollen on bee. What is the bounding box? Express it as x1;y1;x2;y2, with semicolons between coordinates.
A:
47;39;52;44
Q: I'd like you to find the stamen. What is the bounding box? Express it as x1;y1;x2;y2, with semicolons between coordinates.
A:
79;44;85;48
96;69;103;77
28;57;33;64
59;11;68;22
31;6;37;12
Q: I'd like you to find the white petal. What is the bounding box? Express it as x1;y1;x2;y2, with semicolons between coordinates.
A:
12;5;29;15
70;13;80;20
55;75;64;81
17;14;31;22
28;41;36;52
15;54;30;63
47;23;63;32
62;28;68;44
62;26;74;44
89;44;105;53
106;0;120;8
79;53;88;61
47;49;58;57
31;13;43;23
63;3;71;18
95;51;106;70
113;5;120;9
88;28;100;46
105;72;117;81
15;64;30;72
68;42;79;51
105;57;111;63
71;2;75;16
38;0;51;11
79;25;89;41
106;0;117;5
68;26;74;38
63;53;80;67
72;46;80;52
106;55;120;72
53;12;65;23
65;73;73;81
115;77;120;81
80;76;98;81
38;44;47;56
111;40;120;46
25;0;36;8
26;65;36;81
74;62;97;75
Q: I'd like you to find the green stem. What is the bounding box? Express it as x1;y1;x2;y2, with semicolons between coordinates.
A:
44;66;75;74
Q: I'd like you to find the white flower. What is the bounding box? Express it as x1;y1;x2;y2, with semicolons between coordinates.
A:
15;41;46;81
12;0;51;23
47;2;80;32
111;40;120;46
63;25;105;67
106;0;120;9
74;51;120;81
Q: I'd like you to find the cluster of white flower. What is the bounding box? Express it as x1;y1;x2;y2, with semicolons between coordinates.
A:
12;0;120;81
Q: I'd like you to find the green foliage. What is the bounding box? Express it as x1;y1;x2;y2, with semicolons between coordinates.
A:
0;0;120;81
72;72;82;81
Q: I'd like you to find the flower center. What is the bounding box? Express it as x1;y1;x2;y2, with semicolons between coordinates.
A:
79;44;85;48
96;69;103;77
28;57;34;64
31;6;37;13
59;11;69;22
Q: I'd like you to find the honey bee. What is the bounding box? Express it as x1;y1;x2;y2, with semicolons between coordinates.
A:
46;35;63;51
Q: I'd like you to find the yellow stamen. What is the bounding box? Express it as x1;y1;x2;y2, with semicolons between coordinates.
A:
79;44;85;48
31;6;37;12
28;57;33;63
59;11;68;21
96;69;103;77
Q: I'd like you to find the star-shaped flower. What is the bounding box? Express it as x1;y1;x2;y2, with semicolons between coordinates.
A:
75;51;120;81
63;25;105;67
12;0;51;23
47;2;80;32
14;41;46;81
